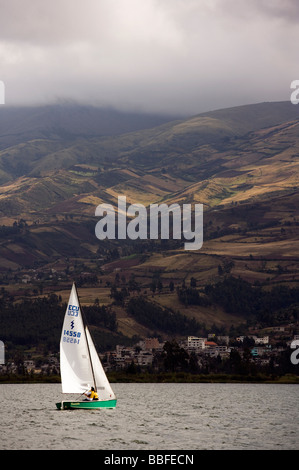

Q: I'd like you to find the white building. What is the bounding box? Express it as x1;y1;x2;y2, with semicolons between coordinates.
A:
136;351;153;366
187;336;207;350
203;345;230;358
217;335;230;345
255;336;269;345
236;335;269;344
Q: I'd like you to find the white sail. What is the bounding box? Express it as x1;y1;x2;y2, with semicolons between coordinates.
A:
60;283;115;399
86;326;116;400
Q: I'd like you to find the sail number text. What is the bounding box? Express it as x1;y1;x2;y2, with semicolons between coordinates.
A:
68;305;79;316
63;330;82;344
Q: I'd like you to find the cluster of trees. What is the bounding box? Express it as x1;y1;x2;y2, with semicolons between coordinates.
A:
177;286;210;307
75;274;98;287
0;290;118;355
0;293;63;351
203;277;299;324
126;296;202;336
0;220;28;238
177;276;299;327
83;303;117;333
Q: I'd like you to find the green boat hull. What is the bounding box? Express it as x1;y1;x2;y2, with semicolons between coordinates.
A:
56;399;117;410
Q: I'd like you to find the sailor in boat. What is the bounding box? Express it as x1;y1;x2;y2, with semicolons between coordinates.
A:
83;387;99;401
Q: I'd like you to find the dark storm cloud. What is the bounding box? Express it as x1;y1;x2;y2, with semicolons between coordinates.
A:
250;0;299;22
0;0;297;115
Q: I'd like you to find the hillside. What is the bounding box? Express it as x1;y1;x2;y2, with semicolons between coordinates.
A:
0;104;176;148
0;100;298;351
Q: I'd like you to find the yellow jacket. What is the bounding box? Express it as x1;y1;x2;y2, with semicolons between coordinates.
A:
90;390;99;400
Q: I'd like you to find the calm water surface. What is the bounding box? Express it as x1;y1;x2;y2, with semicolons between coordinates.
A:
0;383;298;450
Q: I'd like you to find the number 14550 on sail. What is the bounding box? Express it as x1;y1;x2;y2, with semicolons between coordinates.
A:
63;330;81;344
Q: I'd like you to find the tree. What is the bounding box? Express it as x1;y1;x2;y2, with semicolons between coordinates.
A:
150;280;156;293
162;340;189;372
228;348;242;374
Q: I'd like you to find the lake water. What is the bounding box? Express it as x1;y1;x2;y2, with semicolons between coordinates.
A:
0;382;298;451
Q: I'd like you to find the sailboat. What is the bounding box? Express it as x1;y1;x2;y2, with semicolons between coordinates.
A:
56;283;117;410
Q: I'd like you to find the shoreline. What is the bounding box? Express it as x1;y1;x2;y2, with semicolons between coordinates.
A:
0;372;298;385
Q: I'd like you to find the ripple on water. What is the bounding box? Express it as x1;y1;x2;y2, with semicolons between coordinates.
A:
1;383;298;450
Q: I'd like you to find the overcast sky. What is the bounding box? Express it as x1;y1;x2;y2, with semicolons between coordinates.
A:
0;0;298;115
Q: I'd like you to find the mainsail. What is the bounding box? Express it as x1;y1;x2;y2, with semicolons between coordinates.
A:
60;283;116;400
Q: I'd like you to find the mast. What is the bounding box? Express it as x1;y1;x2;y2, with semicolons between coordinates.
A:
74;283;97;392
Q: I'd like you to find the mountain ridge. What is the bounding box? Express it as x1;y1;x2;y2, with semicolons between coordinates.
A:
0;100;298;184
